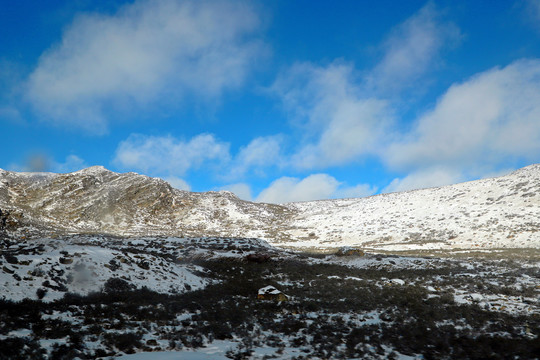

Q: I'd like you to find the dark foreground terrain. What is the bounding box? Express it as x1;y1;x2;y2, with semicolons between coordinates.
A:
0;236;539;359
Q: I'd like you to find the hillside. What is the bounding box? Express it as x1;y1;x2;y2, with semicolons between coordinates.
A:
0;166;291;240
284;164;540;251
1;164;539;251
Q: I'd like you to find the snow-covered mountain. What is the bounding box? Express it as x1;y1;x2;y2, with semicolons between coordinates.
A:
283;164;540;251
1;164;539;251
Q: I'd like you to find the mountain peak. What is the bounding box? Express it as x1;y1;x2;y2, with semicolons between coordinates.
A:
74;165;115;175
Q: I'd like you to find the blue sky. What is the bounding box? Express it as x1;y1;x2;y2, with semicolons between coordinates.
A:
2;0;540;203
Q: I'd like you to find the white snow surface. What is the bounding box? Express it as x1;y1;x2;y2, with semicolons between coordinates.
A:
0;238;210;302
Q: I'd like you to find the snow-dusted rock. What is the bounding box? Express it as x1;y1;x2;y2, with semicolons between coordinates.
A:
257;285;288;301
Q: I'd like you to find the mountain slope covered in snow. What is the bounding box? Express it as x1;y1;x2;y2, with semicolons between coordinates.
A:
283;164;540;251
1;164;539;251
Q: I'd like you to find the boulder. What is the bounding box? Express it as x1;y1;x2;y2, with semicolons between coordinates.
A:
335;247;364;257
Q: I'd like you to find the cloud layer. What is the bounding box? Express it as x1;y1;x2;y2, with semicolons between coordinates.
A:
26;0;264;133
275;58;540;193
267;2;540;193
113;133;230;176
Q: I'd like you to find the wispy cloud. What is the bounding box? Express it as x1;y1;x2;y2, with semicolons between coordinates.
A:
270;4;460;172
272;62;394;169
113;133;230;176
367;2;461;94
221;183;252;201
162;176;191;191
382;167;463;193
54;155;88;173
25;0;265;133
92;2;540;197
269;3;540;193
525;0;540;29
379;59;540;191
113;132;285;182
228;135;283;179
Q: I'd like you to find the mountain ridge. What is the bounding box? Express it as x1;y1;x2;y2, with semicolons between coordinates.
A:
1;164;539;251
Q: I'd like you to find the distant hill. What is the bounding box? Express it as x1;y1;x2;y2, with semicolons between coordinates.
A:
283;164;540;251
1;164;539;251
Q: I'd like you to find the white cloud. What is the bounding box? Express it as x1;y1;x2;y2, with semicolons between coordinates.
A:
163;176;191;191
385;59;540;172
53;155;88;173
221;183;252;201
382;167;464;193
228;135;283;178
256;174;338;203
114;133;282;182
255;174;376;204
112;132;285;183
26;0;264;133
113;133;230;176
272;62;394;169
368;3;461;93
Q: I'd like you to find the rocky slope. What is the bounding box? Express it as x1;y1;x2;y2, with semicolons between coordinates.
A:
0;166;291;240
1;164;539;251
